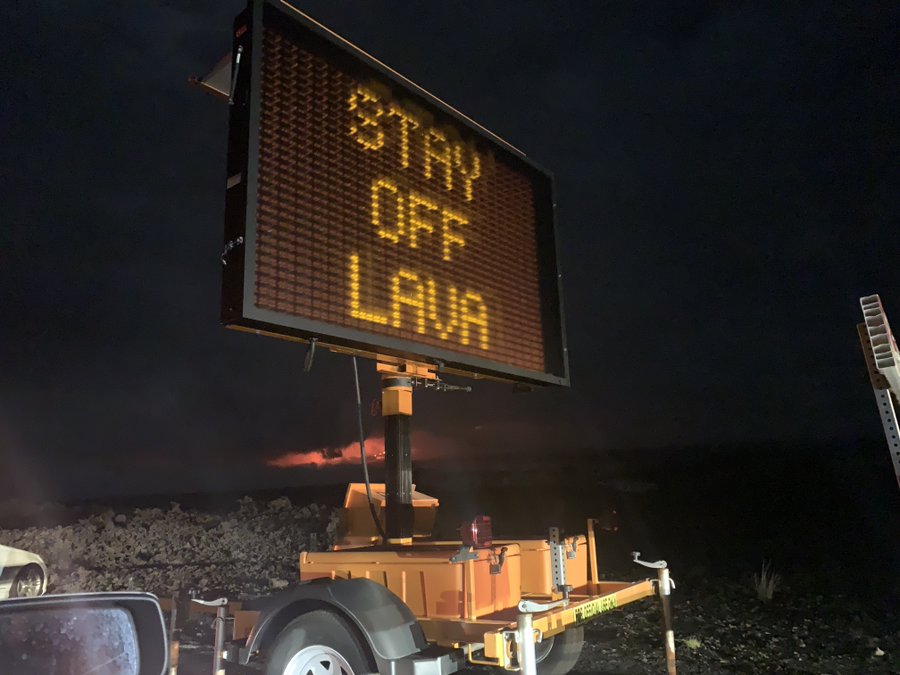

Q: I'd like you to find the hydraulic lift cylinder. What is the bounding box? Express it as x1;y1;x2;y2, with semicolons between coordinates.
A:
382;376;414;542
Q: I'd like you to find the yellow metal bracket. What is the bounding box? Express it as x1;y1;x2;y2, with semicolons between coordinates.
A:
377;358;437;417
376;358;438;380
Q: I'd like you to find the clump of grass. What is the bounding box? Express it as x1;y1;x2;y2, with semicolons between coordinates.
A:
683;637;702;650
753;560;781;602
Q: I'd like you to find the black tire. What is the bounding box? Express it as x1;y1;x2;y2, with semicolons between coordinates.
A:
265;610;372;675
11;564;44;598
534;626;585;675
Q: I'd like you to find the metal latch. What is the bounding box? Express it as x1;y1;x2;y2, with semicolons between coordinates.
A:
450;546;478;564
490;546;508;575
566;535;583;560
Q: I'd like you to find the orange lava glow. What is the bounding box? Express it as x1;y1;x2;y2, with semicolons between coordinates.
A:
266;437;386;469
266;431;451;469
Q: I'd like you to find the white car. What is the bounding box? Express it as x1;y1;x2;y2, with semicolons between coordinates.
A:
0;545;48;598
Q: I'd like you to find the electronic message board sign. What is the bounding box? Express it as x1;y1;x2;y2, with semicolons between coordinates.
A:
222;0;568;385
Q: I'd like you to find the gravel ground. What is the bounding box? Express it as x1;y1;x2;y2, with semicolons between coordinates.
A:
3;497;898;674
571;578;900;674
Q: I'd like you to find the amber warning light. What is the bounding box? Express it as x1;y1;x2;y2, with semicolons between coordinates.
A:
221;0;568;385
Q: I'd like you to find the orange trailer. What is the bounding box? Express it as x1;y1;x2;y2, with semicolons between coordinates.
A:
219;362;677;675
194;2;679;672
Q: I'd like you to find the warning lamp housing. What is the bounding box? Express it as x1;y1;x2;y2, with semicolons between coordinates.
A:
460;515;493;549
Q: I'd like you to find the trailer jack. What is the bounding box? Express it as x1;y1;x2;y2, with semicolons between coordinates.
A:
190;596;228;675
633;552;678;675
515;612;539;675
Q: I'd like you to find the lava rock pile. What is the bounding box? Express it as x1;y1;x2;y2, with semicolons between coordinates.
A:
0;497;338;599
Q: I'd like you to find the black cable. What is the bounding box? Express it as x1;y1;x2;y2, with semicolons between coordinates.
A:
303;337;317;372
353;357;385;540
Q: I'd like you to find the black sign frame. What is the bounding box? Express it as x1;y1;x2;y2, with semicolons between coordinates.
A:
222;0;569;386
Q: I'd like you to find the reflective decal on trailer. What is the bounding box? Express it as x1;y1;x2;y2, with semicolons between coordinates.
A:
574;594;618;623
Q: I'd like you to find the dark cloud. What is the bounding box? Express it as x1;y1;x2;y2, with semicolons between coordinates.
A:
0;1;897;499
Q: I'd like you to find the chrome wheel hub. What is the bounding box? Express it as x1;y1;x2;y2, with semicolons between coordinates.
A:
534;635;555;663
283;645;354;675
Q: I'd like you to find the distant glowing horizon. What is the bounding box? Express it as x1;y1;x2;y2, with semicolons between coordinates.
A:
266;437;387;469
265;431;454;469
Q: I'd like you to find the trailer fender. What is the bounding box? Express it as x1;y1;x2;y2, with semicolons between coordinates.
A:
238;578;428;667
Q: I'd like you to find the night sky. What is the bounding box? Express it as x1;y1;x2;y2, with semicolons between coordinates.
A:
2;1;897;500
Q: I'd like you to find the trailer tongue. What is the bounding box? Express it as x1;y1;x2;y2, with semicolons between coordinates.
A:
194;1;678;673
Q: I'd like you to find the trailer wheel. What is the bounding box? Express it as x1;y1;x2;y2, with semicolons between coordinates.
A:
533;626;584;675
265;610;371;675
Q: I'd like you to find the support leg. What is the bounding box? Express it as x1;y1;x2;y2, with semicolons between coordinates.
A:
658;567;677;675
516;612;537;675
213;604;226;675
586;518;598;583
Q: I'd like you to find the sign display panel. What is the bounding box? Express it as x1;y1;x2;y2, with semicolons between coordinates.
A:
222;0;568;385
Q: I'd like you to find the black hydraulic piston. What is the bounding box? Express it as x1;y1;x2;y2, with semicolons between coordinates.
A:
382;376;414;541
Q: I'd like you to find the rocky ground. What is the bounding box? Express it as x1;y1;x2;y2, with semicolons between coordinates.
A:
0;497;339;598
572;577;899;674
2;496;898;674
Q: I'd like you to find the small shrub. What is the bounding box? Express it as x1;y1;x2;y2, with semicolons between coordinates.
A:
753;560;781;602
683;637;702;650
